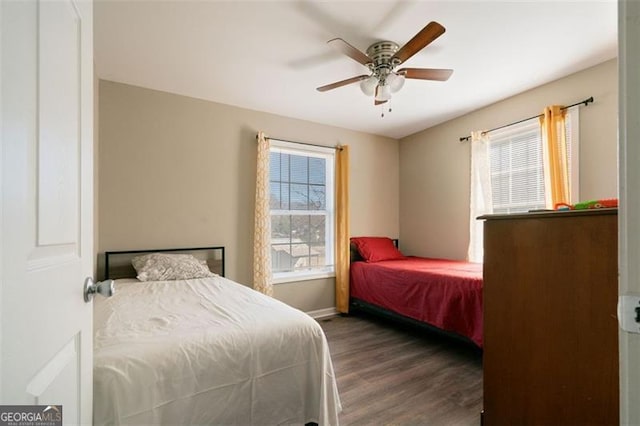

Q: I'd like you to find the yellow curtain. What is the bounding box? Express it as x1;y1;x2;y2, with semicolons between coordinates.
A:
253;132;273;296
335;145;350;313
540;105;570;208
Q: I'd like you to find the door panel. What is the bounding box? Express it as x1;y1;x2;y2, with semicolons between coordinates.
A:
619;1;640;423
27;336;80;424
1;0;94;423
37;0;80;248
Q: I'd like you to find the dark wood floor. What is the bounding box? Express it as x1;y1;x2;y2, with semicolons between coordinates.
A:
318;311;483;426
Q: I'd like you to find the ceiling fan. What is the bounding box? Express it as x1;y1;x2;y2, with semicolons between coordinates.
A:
316;21;453;105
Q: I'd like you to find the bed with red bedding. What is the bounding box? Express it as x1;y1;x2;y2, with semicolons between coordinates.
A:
349;237;483;347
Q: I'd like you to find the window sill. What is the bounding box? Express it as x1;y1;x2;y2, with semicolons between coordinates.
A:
272;271;336;285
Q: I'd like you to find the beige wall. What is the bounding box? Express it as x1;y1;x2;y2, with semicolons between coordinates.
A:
99;60;617;309
98;80;399;312
399;59;618;260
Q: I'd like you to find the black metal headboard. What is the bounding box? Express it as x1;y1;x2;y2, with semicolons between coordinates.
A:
104;246;225;280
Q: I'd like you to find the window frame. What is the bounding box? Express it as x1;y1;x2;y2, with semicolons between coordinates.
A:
487;108;579;214
268;139;335;284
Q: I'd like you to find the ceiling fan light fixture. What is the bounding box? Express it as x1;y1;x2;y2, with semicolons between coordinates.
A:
360;76;378;96
388;72;406;93
375;84;392;102
319;21;452;107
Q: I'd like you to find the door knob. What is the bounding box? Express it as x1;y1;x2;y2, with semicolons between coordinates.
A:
84;277;115;302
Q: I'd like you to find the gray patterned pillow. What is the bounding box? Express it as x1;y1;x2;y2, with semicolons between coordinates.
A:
131;253;215;282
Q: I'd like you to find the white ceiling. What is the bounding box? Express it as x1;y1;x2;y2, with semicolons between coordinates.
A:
94;0;618;140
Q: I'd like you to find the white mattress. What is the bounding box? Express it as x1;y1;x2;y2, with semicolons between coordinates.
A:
93;276;341;425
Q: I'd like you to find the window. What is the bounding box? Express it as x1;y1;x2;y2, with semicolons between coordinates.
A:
489;121;546;214
468;108;580;263
488;108;579;214
269;140;335;283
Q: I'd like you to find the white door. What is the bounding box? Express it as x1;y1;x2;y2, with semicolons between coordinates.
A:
1;0;94;424
619;1;640;424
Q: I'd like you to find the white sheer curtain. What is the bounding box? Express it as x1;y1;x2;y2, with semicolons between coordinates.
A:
468;130;492;263
253;131;273;296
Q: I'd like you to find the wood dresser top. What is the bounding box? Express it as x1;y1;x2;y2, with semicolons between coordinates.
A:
479;207;618;221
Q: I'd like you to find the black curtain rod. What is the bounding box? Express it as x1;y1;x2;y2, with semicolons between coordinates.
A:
459;96;594;142
255;134;342;151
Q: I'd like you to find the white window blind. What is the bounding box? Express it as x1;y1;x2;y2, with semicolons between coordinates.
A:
268;140;335;283
488;110;578;214
489;121;546;214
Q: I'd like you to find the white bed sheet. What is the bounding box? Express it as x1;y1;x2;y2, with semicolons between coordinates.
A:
93;276;341;425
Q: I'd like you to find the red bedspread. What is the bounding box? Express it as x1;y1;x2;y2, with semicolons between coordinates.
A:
350;257;483;347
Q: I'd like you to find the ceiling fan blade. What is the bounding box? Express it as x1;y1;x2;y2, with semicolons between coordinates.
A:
316;75;369;92
398;68;453;81
327;38;371;66
392;21;446;64
374;99;388;106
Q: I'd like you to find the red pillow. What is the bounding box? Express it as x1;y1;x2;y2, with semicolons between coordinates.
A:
350;237;405;262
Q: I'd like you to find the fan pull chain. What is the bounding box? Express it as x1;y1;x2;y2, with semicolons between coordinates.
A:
381;102;393;118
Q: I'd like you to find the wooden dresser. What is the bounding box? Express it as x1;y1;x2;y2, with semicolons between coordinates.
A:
481;209;618;426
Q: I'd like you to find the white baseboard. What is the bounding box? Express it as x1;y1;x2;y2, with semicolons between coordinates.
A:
306;307;339;319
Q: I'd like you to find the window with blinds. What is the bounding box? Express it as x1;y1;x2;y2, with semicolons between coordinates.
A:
488;110;578;214
269;140;335;282
489;121;545;214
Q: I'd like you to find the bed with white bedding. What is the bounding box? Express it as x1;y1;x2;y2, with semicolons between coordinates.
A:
94;247;341;425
